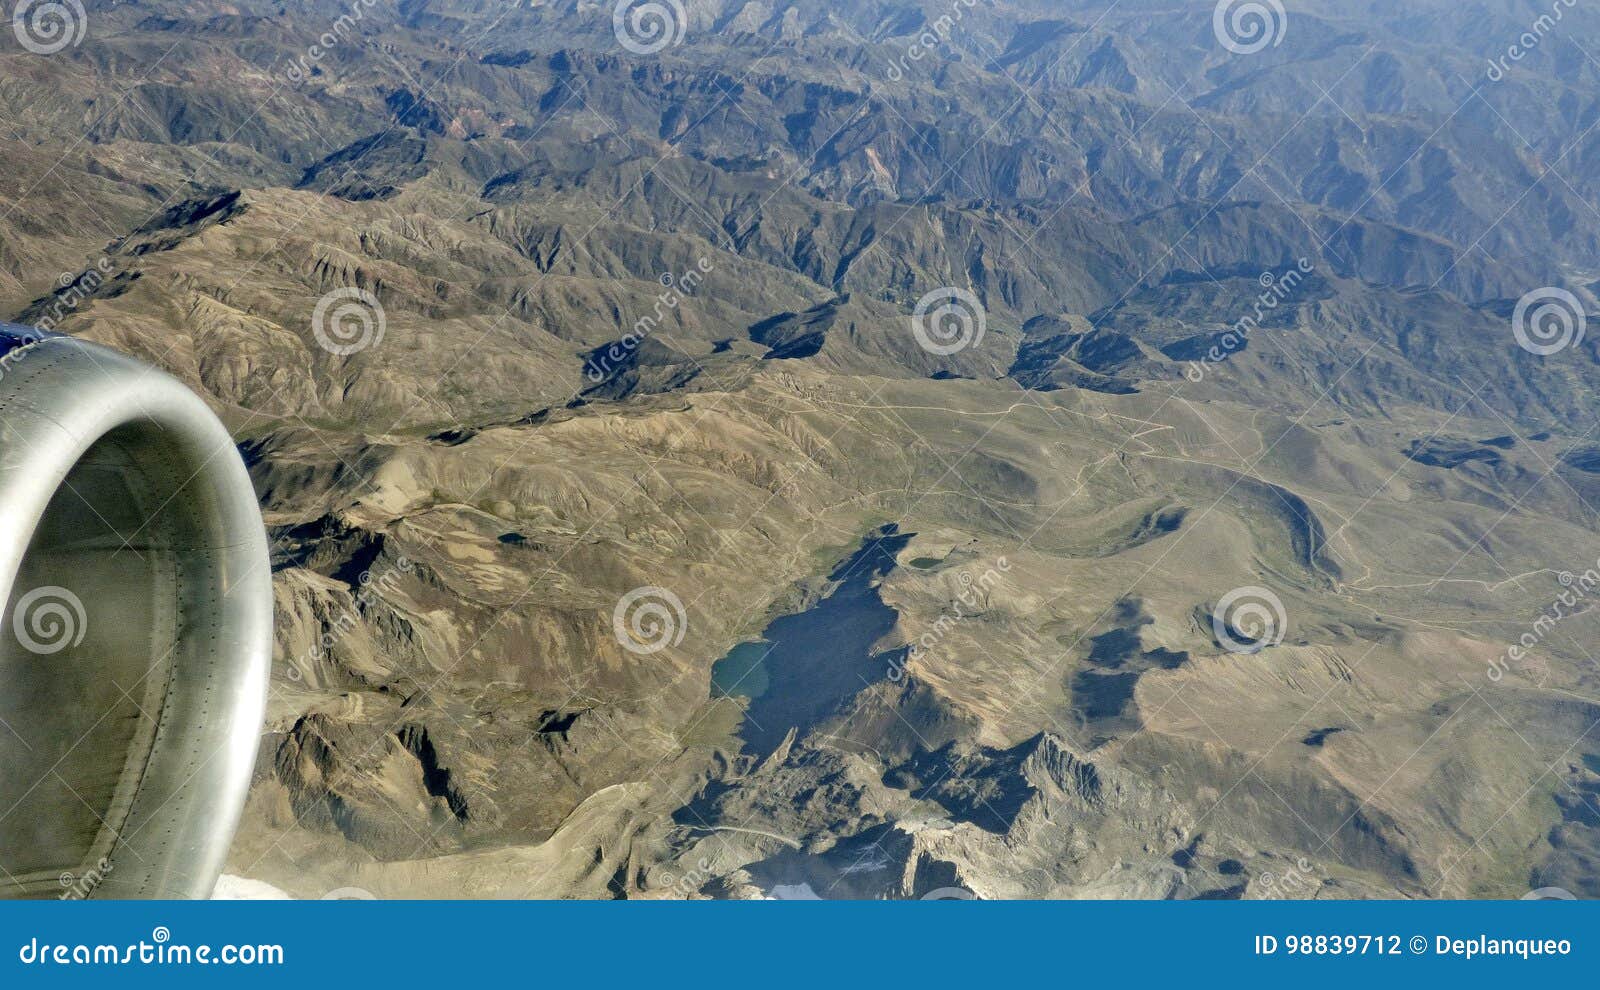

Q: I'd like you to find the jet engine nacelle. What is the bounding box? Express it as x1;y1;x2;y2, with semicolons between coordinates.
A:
0;323;270;898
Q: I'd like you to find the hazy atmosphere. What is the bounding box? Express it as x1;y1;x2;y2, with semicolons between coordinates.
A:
4;0;1600;901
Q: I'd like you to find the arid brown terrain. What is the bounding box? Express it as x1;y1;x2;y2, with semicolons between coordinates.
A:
5;0;1600;899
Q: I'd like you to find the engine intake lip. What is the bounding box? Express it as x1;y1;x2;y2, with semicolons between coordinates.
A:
0;325;270;899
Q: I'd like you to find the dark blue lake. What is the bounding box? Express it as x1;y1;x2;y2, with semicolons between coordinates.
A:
710;525;912;754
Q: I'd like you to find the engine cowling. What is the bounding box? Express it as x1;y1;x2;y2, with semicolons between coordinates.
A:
0;323;271;899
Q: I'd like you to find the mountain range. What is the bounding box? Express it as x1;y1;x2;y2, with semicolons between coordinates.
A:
4;0;1600;899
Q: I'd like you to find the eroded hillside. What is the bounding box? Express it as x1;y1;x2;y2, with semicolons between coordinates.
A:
4;0;1600;899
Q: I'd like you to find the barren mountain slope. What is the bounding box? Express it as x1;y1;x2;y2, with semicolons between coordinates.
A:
3;0;1598;899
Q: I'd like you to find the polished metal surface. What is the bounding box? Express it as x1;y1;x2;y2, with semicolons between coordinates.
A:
0;324;271;899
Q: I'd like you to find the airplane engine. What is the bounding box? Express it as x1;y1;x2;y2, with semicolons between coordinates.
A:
0;324;271;898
